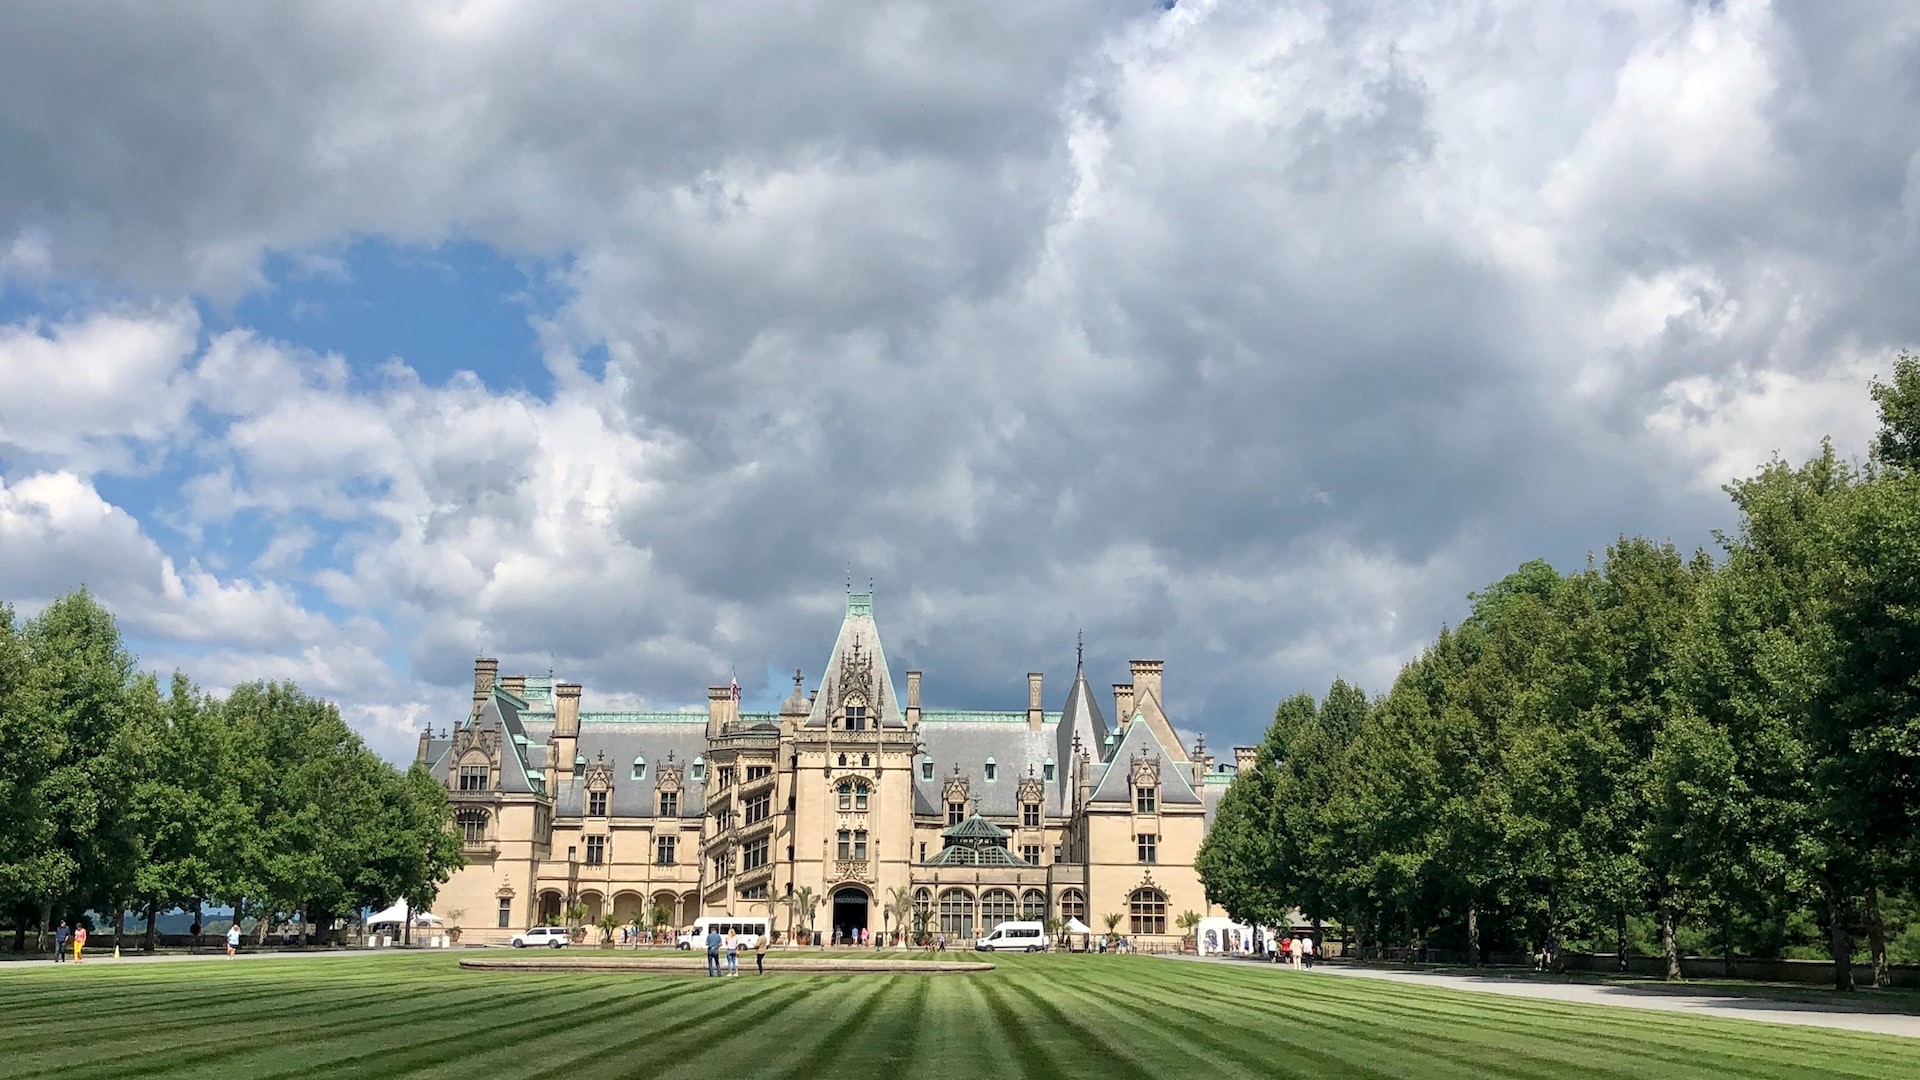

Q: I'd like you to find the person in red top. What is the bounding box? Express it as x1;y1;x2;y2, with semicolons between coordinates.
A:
72;924;88;963
1277;934;1291;966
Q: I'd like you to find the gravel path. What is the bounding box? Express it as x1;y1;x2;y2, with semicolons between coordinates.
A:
1165;954;1920;1039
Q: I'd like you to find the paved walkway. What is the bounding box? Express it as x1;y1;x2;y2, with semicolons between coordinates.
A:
1165;955;1920;1039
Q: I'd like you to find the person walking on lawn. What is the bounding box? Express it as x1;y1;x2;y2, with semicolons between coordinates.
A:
72;924;87;963
755;931;770;974
227;923;241;958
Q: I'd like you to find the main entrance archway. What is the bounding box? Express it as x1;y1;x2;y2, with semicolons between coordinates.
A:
832;886;870;943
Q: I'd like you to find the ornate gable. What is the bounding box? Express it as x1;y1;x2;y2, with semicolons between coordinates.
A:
583;750;615;789
941;767;970;806
1130;750;1161;789
1016;769;1044;807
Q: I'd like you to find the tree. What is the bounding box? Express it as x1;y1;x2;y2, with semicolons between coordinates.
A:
597;912;620;945
887;885;915;948
784;886;820;943
1869;352;1920;471
1102;912;1122;946
648;903;673;941
0;601;64;952
1176;910;1201;951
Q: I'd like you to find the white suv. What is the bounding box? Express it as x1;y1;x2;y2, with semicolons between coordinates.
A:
510;926;571;949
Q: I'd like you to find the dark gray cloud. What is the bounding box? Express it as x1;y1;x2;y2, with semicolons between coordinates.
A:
3;0;1917;759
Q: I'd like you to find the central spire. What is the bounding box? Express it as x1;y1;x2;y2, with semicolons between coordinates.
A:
806;587;899;728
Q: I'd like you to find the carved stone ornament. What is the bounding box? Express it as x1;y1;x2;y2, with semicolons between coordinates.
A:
941;767;970;806
583;751;615;788
657;763;684;792
1129;751;1161;789
1016;773;1044;807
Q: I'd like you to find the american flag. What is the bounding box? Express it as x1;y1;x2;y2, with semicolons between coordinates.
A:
730;671;741;702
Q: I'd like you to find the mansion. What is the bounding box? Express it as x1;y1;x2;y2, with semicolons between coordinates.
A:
418;593;1246;947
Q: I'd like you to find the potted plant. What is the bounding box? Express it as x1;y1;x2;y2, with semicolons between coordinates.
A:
1176;910;1200;954
597;913;620;947
1044;915;1067;952
445;908;465;946
564;902;589;943
1102;912;1123;950
648;904;673;946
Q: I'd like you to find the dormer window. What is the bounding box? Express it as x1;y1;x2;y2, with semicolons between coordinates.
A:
632;756;646;780
691;757;706;782
1135;783;1157;814
574;752;586;773
920;759;934;781
588;790;608;817
984;758;997;782
1043;758;1056;783
947;801;966;827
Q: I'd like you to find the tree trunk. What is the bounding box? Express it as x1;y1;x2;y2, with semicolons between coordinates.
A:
1467;902;1480;967
37;897;52;956
144;896;158;953
1615;903;1629;973
1827;884;1855;993
1659;904;1680;982
1721;907;1734;979
113;903;126;950
1864;882;1890;989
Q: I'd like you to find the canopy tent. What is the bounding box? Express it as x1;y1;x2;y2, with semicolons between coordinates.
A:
366;901;443;926
1065;917;1093;935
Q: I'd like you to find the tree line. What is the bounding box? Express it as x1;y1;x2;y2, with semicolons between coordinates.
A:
0;590;464;951
1198;356;1920;990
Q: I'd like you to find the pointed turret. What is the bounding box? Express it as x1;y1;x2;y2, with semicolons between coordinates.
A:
1055;633;1110;794
804;591;903;728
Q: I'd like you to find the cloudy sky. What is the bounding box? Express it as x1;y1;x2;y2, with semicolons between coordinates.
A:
1;0;1916;761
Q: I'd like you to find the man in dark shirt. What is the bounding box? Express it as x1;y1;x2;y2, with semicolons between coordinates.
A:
705;928;722;977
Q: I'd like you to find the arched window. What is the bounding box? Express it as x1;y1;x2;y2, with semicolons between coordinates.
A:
981;889;1017;926
983;756;997;782
939;889;975;939
574;752;587;773
631;756;646;780
836;779;870;812
914;888;932;913
1043;757;1056;782
455;809;488;844
860;753;870;767
1129;888;1167;936
1059;889;1086;923
1020;890;1047;920
837;753;847;767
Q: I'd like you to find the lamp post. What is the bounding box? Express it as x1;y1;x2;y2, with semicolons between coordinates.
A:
566;846;578;936
883;907;891;950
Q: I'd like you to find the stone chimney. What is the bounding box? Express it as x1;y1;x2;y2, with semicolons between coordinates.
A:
472;657;499;717
1027;672;1044;731
1113;683;1134;725
707;685;738;739
416;726;432;765
1128;660;1164;713
1234;746;1257;774
906;670;922;727
501;673;527;698
553;682;582;781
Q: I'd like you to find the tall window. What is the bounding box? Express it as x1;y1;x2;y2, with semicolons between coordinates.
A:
845;701;867;730
746;765;771;782
659;791;679;817
656;835;676;865
585;836;607;864
939;890;975;938
1021;844;1040;866
836;780;869;812
1137;833;1158;864
743;837;769;872
947;801;965;827
1129;888;1167;935
984;760;997;782
1059;890;1085;923
456;810;488;844
718;765;737;788
1135;784;1156;814
588;790;608;817
981;889;1016;926
1021;890;1046;920
458;765;487;791
744;791;772;825
1022;802;1041;828
497;897;511;928
836;830;870;860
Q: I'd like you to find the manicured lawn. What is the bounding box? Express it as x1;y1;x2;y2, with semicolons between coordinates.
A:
5;952;1916;1078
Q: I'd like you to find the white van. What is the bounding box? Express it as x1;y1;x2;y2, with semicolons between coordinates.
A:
975;921;1049;952
675;916;771;950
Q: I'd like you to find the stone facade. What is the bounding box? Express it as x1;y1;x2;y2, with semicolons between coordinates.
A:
418;593;1243;947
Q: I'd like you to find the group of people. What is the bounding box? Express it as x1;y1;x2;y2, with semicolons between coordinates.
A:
49;921;245;963
1273;934;1317;968
704;928;770;976
831;926;883;947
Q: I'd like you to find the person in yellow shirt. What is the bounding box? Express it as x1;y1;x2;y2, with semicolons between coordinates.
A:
73;925;88;963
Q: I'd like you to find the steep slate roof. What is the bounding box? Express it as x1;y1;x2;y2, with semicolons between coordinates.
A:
914;714;1067;817
543;714;711;820
1087;714;1203;806
427;692;546;795
1054;655;1110;801
805;592;903;729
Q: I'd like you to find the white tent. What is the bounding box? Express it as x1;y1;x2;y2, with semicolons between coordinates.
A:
366;901;442;926
1065;917;1093;935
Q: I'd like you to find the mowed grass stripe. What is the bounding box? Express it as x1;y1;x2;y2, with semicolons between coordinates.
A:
517;978;817;1080
1149;963;1920;1079
40;975;604;1080
756;975;901;1080
1138;964;1911;1080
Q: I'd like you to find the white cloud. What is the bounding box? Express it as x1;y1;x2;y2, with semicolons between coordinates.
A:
0;306;201;468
